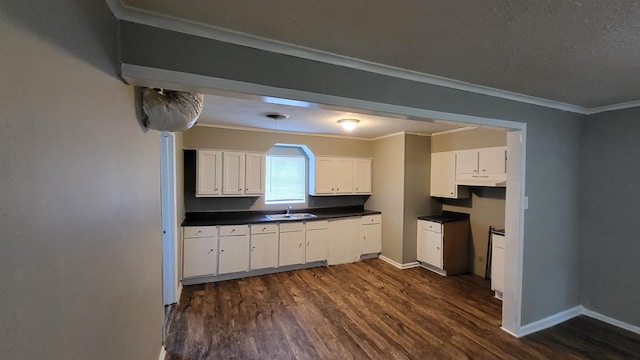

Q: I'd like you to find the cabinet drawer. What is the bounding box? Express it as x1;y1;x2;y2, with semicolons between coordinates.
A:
251;223;278;234
219;225;249;236
280;222;304;232
421;220;442;233
183;226;217;238
361;214;381;225
305;220;328;230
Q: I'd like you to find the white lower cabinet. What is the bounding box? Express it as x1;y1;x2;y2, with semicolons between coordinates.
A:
183;226;218;278
218;225;250;274
250;224;278;270
305;220;329;262
182;212;382;284
360;214;382;255
327;217;361;265
491;232;506;299
416;219;469;275
279;222;305;266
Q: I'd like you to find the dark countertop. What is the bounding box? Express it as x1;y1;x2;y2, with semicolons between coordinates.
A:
182;205;381;226
492;228;505;236
417;211;470;223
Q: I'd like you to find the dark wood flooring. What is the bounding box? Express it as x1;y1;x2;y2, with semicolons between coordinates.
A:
165;259;640;359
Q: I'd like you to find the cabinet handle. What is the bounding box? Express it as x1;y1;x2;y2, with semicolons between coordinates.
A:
262;227;266;231
436;247;440;250
307;242;310;246
220;249;224;253
231;229;235;233
299;243;302;248
245;188;248;191
208;249;214;253
239;188;242;191
214;188;218;191
251;246;256;250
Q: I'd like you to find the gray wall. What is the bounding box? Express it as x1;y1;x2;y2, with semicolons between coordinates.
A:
367;135;406;263
433;128;507;276
403;134;440;263
580;107;640;327
119;21;585;326
0;2;163;359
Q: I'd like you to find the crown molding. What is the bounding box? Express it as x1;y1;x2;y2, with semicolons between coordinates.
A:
107;1;594;113
584;99;640;115
108;1;640;116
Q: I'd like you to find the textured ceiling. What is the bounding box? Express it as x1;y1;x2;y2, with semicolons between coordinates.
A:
120;0;640;109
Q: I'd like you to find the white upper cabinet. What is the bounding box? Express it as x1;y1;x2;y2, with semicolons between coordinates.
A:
430;152;468;199
478;147;506;174
310;156;372;195
455;147;507;176
353;158;372;194
222;151;245;195
196;149;265;197
196;150;222;196
244;152;266;195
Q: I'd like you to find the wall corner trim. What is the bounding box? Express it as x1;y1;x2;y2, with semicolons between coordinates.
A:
378;256;420;269
514;305;640;338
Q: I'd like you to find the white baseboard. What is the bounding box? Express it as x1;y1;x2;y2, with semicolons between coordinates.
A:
514;305;640;338
378;255;420;269
516;306;582;337
176;282;183;304
158;346;166;360
582;307;640;335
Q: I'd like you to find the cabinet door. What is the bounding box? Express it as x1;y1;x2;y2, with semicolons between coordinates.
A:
183;236;217;278
245;152;266;195
305;228;328;262
430;152;457;198
196;150;222;196
327;217;361;265
478;147;506;174
361;223;381;254
491;234;506;293
250;232;278;270
456;150;479;174
218;235;249;274
417;227;427;262
424;230;443;269
333;158;354;193
313;157;335;194
279;231;305;266
353;158;372;194
222;151;245;195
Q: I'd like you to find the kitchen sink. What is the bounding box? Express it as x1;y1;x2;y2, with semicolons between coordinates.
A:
266;213;317;220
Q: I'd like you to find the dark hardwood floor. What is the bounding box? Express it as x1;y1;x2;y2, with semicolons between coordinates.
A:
165;259;640;359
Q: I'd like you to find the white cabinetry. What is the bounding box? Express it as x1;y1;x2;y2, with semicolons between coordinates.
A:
353;158;372;194
305;220;328;262
279;222;305;266
183;226;218;278
327;217;361;265
196;150;265;197
430;152;469;199
245;152;266;195
196;150;222;196
218;225;250;274
311;156;353;195
417;219;469;275
360;214;382;255
455;147;506;176
250;224;278;270
310;156;372;195
491;231;506;299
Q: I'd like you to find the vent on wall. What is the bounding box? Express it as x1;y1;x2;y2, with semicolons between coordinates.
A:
142;88;204;132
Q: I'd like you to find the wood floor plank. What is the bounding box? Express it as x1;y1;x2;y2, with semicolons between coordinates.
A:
165;259;640;359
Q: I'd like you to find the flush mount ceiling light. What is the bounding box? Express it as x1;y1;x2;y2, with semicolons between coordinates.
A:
338;118;359;131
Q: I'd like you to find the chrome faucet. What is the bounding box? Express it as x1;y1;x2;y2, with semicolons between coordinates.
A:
285;205;292;216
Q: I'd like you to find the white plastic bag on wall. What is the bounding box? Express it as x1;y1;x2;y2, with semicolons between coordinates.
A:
142;88;204;132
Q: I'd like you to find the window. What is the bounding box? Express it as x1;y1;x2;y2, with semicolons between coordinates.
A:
265;145;308;204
